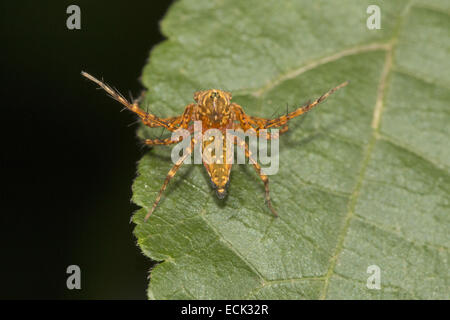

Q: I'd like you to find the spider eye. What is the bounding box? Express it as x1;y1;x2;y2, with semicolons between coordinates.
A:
210;92;219;99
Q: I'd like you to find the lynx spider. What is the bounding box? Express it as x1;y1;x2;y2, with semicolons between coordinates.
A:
82;71;348;221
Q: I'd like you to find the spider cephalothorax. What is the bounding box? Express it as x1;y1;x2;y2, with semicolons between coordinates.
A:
194;89;233;127
82;71;348;221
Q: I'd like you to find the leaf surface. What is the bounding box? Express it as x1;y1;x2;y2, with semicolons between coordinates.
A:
132;0;450;299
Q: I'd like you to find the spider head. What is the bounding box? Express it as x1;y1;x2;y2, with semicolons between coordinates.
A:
194;89;232;124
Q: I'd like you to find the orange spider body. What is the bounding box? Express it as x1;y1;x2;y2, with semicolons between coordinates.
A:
194;90;234;200
82;71;348;221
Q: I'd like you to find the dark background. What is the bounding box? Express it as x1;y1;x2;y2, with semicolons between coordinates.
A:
1;1;173;299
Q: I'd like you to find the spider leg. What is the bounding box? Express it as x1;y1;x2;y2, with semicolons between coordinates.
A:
144;115;181;128
231;81;347;135
144;137;182;146
232;121;287;140
261;81;349;129
144;138;198;221
144;118;195;146
82;71;182;131
235;136;278;217
231;104;283;140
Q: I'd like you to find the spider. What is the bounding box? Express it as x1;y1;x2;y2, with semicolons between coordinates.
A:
82;71;348;221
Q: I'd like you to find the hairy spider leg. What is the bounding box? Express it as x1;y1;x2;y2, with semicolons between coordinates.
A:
231;104;288;140
82;71;184;132
144;137;181;146
231;81;348;138
234;136;278;217
144;138;199;221
260;81;349;129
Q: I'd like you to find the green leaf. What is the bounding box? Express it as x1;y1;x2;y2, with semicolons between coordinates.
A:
132;0;450;299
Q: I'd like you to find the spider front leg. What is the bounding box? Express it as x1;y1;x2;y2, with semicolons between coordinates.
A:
82;71;180;131
143;115;182;128
145;103;195;130
232;121;288;140
231;104;286;140
144;137;199;221
144;111;195;146
259;81;349;129
235;136;278;217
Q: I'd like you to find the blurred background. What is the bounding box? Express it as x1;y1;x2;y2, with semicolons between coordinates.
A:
1;0;173;299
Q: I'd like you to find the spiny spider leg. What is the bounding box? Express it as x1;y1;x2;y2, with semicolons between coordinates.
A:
144;137;199;221
261;81;349;129
82;71;179;131
231;81;348;137
144;115;182;128
231;104;287;140
235;136;278;217
83;74;348;220
144;119;196;146
144;137;181;146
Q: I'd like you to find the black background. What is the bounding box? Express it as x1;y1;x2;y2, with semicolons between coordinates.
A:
1;1;173;299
